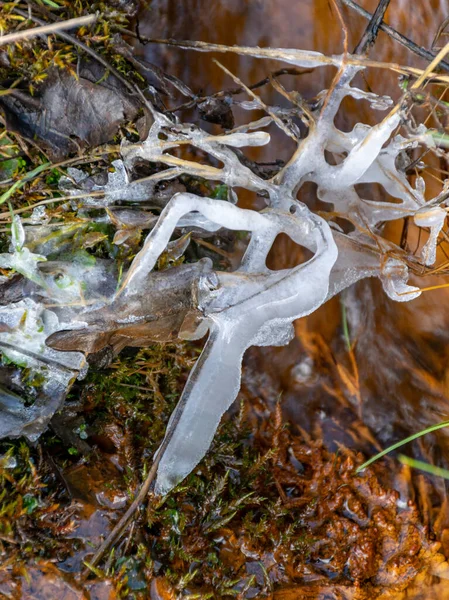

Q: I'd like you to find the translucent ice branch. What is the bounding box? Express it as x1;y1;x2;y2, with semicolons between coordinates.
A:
145;38;449;84
116;192;337;494
414;206;447;266
380;258;421;302
122;115;275;197
117;193;272;296
0;216;47;285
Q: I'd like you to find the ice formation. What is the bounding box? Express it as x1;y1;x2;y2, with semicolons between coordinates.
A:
1;52;447;495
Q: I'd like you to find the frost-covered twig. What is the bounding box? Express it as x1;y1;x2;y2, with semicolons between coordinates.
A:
137;37;449;84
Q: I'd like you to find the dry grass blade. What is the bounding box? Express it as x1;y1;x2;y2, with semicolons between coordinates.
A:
411;40;449;89
0;15;97;46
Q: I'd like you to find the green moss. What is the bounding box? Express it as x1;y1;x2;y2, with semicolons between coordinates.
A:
0;334;302;598
0;2;139;91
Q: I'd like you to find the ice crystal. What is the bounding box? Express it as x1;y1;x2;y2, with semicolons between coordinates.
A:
0;216;47;285
0;51;447;494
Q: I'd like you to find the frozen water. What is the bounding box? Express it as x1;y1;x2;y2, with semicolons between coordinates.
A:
0;57;447;494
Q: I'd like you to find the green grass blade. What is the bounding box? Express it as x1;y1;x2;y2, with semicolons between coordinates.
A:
41;0;63;8
356;419;449;472
340;296;351;352
398;454;449;479
0;162;51;206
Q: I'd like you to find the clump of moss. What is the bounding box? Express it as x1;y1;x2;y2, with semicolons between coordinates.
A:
0;341;196;592
0;1;140;92
0;335;445;599
0;441;64;556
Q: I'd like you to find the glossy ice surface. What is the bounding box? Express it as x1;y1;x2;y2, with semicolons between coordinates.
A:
1;55;446;494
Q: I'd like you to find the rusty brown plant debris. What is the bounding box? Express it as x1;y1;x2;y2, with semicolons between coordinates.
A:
1;343;448;599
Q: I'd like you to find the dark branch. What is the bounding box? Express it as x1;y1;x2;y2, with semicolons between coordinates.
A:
342;0;449;72
353;0;391;54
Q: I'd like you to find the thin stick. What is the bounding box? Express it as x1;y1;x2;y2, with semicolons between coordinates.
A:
213;59;298;141
0;191;108;220
378;40;449;126
0;341;80;373
0;14;96;46
398;282;449;296
353;0;391;54
81;409;183;577
330;0;349;54
165;67;312;114
139;37;449;85
0;149;119;209
411;40;449;90
432;17;449;51
82;458;160;578
342;0;449;72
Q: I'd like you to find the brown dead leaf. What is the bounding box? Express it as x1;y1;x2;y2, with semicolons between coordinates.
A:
0;62;139;159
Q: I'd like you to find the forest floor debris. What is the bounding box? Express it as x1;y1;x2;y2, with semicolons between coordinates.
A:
1;0;449;597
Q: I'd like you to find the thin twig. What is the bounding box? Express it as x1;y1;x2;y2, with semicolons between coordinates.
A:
0;341;81;372
0;191;106;220
342;0;449;72
330;0;349;54
379;40;449;125
411;41;449;90
432;16;449;51
0;149;118;210
165;67;312;114
353;0;391;54
81;433;166;577
0;14;96;46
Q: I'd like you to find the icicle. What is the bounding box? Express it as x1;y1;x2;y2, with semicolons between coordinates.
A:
414;206;447;266
1;56;446;493
380;258;421;302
